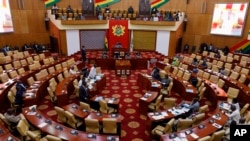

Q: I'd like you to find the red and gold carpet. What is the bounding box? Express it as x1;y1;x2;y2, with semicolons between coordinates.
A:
37;67;213;141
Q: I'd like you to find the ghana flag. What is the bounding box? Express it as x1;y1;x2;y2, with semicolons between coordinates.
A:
230;39;250;54
104;30;108;50
95;0;120;8
45;0;60;8
151;0;170;9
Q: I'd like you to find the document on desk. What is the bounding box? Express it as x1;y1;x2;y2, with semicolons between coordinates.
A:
108;99;114;103
140;97;147;101
190;133;199;139
95;96;104;101
173;137;182;141
186;89;194;93
27;112;36;115
161;111;168;116
38;122;47;128
212;115;221;120
180;132;186;138
152;115;163;120
212;123;222;129
151;83;160;87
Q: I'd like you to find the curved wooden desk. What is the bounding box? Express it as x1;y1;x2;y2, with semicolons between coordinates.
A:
160;107;228;141
89;95;120;112
137;73;162;93
139;91;159;116
203;69;250;107
203;80;227;108
170;74;198;101
55;73;81;107
147;105;190;131
0;121;20;141
23;58;70;107
63;103;122;136
22;107;120;141
55;74;107;107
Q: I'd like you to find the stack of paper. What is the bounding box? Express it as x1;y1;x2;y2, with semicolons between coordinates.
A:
190;133;199;139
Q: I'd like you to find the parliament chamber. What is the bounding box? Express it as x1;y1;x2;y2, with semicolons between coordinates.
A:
1;0;250;141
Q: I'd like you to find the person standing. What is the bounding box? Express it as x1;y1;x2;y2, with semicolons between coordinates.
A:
81;46;86;62
226;104;241;125
95;5;101;16
79;81;89;102
15;80;26;107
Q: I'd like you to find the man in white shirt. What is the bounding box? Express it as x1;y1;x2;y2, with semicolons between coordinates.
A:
226;104;241;125
69;66;77;75
88;64;97;79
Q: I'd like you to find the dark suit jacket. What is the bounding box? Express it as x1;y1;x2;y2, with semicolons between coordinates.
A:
79;85;89;102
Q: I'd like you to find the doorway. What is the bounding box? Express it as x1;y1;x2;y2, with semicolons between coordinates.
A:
82;0;94;16
50;36;59;53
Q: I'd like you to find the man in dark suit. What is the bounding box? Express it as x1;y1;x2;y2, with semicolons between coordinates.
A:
81;46;86;62
151;67;161;81
79;81;89;102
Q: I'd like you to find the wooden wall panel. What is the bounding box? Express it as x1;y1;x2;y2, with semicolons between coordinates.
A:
26;10;48;33
184;0;250;50
0;0;49;49
1;0;249;54
59;30;67;56
133;30;156;51
11;10;29;33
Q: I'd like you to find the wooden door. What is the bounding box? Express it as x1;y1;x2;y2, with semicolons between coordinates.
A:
82;0;94;16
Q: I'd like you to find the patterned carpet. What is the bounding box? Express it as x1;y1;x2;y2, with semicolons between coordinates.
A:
37;67;214;141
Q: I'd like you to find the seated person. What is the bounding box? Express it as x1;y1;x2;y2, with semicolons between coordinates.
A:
66;5;73;13
114;42;122;48
135;52;141;58
105;5;110;13
88;64;97;79
219;66;226;76
189;75;198;87
102;52;108;58
69;66;77;75
182;96;200;118
51;4;58;14
98;13;103;20
151;67;161;81
151;7;158;15
128;6;134;14
192;67;199;74
161;74;171;88
125;52;131;59
199;60;208;69
79;81;89;102
4;108;21;125
171;57;179;66
191;58;199;66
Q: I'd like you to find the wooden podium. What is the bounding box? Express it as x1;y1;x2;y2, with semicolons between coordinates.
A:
112;47;128;58
115;60;131;76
